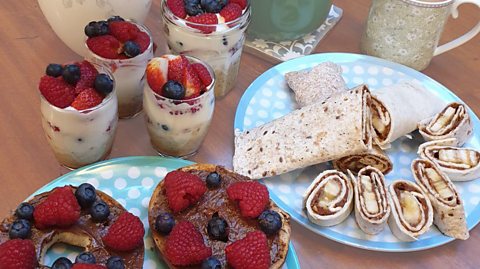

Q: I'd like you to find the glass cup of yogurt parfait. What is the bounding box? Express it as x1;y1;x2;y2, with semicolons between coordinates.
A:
143;54;215;158
161;0;251;98
39;61;118;169
84;18;154;119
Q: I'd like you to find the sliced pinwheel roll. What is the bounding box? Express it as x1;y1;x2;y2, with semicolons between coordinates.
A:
348;166;390;235
411;158;468;240
418;102;473;147
302;170;354;227
333;145;393;175
387;180;434;241
418;138;480;182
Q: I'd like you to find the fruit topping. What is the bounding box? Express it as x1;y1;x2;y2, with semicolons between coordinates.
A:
39;76;76;108
94;73;114;95
46;63;63;77
71;264;107;269
86;35;120;59
220;3;242;22
162;80;186;100
207;213;228;241
164;171;207;212
0;239;37;269
95;21;110;36
227;181;269;218
34;186;81;229
155;212;176;234
206;172;222;188
8;219;31;240
167;55;188;82
146;57;169;94
133;32;151;53
76;61;99;94
192;63;213;86
84;22;98;38
123;41;141;57
15;202;34;220
104;211;145;251
229;0;248;10
167;0;187;19
258;210;282;235
165;221;212;266
71;88;104;110
75;252;96;264
200;0;225;13
186;13;218;34
185;1;204;16
75;183;97;209
52;257;73;269
225;231;270;269
107;15;125;22
182;61;203;98
201;257;222;269
90;201;110;222
62;64;82;85
106;257;125;269
109;21;139;43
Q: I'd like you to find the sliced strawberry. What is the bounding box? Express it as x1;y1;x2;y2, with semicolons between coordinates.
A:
147;57;169;95
75;61;99;94
192;63;212;87
87;35;120;59
167;55;187;82
182;62;203;99
39;76;76;108
71;88;104;110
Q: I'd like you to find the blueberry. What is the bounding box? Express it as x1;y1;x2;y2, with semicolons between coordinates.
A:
90;201;110;222
161;125;169;131
185;3;204;16
202;257;221;269
184;0;200;5
94;74;114;95
123;41;141;58
94;20;110;36
217;0;228;8
75;252;96;264
107;15;125;22
15;202;34;220
52;257;73;269
207;214;228;241
258;210;282;235
8;219;31;239
155;213;175;234
200;0;222;13
106;256;125;269
75;183;97;209
46;63;63;77
62;64;81;85
84;21;98;38
162;80;185;100
206;172;221;188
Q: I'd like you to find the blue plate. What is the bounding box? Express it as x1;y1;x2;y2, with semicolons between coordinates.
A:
234;53;480;252
33;156;299;268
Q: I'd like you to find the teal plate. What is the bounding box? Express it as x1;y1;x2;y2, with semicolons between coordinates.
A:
31;156;299;268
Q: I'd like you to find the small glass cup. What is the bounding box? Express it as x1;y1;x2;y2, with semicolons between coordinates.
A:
161;0;251;98
40;64;118;170
143;55;215;158
84;21;154;118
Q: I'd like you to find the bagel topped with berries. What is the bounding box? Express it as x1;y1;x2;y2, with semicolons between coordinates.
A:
148;163;291;269
0;184;145;269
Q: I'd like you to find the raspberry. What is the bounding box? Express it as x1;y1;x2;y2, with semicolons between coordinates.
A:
166;221;212;266
33;186;81;229
192;63;212;87
109;21;139;43
71;265;107;269
167;55;188;82
186;13;218;34
225;231;270;269
133;32;150;53
167;0;186;19
230;0;248;9
0;239;36;269
75;61;99;94
87;35;120;59
71;88;104;110
104;211;145;251
227;181;269;218
164;171;207;212
39;76;76;108
220;3;242;22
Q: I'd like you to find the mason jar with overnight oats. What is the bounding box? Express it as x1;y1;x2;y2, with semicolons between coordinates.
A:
161;0;251;98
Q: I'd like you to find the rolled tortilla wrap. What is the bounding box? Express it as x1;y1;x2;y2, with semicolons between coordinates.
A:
284;61;348;107
387;180;434;242
371;82;444;149
348;167;390;235
418;102;473;147
411;158;469;240
418;139;480;182
333;145;393;175
233;85;372;179
302;170;354;227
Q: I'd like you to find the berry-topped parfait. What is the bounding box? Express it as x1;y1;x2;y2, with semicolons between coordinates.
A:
39;61;118;169
161;0;251;98
84;16;154;119
143;54;215;158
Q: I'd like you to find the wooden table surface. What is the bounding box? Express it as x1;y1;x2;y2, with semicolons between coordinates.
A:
1;0;480;268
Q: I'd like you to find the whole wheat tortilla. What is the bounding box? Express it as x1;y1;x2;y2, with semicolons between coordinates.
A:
233;85;372;179
333;145;393;175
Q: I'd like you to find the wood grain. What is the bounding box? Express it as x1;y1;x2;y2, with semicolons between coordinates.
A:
0;0;479;268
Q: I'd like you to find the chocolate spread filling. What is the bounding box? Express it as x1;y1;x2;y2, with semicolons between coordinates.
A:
309;176;348;216
393;182;429;230
426;103;463;135
413;161;459;206
371;98;391;142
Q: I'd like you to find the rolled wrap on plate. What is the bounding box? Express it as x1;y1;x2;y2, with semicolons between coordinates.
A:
411;158;469;240
284;61;348;107
233;85;372;179
302;170;354;227
418;102;473;147
370;82;444;149
348;166;390;235
333;145;393;175
387;180;434;242
418;138;480;182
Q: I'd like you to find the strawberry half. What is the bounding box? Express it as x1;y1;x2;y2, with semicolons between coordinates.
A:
167;55;188;82
182;61;203;99
71;88;104;110
147;57;169;95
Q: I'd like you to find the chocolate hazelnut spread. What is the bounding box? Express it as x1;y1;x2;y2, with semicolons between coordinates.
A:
309;177;348;216
393;182;429;230
371;98;391;141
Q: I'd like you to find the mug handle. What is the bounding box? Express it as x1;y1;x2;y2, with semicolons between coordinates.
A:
434;0;480;56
